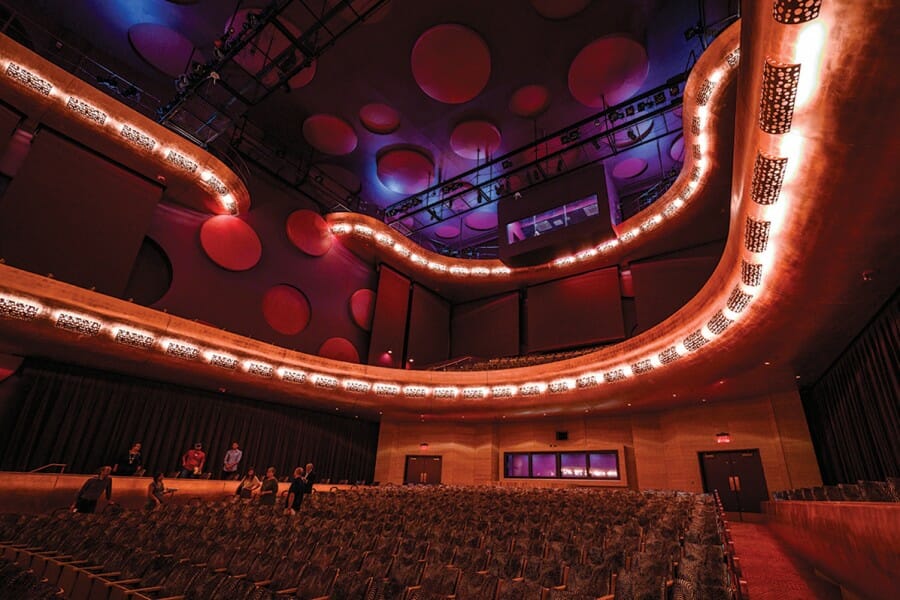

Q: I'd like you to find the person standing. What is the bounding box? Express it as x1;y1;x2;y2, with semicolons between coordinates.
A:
180;442;206;478
72;466;113;513
221;442;243;480
304;462;317;493
112;442;143;476
258;467;278;506
285;466;306;514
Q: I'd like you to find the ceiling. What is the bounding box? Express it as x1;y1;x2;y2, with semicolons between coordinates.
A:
0;0;738;256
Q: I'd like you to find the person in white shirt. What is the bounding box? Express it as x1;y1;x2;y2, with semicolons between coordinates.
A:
221;441;243;480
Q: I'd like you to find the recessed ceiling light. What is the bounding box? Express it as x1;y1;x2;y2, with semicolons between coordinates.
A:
764;361;771;366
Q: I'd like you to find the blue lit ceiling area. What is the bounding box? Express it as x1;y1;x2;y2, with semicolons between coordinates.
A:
0;0;739;258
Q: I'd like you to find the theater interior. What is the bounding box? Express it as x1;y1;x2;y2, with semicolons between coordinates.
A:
0;0;896;598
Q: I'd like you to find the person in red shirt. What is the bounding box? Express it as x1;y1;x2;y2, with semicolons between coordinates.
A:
180;442;206;478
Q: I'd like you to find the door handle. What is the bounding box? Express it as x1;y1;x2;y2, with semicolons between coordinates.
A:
728;476;736;491
734;476;741;492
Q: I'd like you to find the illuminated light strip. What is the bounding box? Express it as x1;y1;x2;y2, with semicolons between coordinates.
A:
449;266;469;276
204;174;228;195
491;266;511;275
311;374;338;389
491;385;516;398
66;96;107;125
549;379;574;393
207;352;238;370
164;340;200;360
433;386;458;398
344;379;371;393
353;224;373;237
245;361;274;378
5;63;52;95
393;244;411;258
632;359;654;374
55;311;102;336
331;223;352;234
0;294;43;320
604;368;626;383
373;382;400;396
462;387;488;399
576;374;600;388
278;368;307;384
470;267;490;276
658;346;680;365
165;150;199;173
427;262;448;272
375;233;393;246
403;385;429;398
120;124;156;152
520;382;547;396
112;327;155;349
683;330;710;352
410;253;427;265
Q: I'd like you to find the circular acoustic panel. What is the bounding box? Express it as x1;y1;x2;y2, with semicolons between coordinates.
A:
612;157;649;179
450;120;502;160
318;337;360;363
199;215;262;271
286;209;333;256
669;133;685;162
411;24;491;104
568;35;649;108
128;24;196;78
349;288;376;331
509;84;551;118
359;103;401;134
303;114;358;156
464;209;498;231
123;237;172;306
314;163;362;195
262;284;310;335
376;147;434;194
228;9;316;89
530;0;591;19
435;223;461;239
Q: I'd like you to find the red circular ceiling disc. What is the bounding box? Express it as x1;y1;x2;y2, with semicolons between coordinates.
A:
612;157;649;179
411;24;491;104
359;103;401;134
376;147;434;194
128;24;196;78
199;215;262;271
262;284;310;335
465;210;498;231
350;289;376;330
450;120;502;160
509;84;551;118
302;114;358;155
568;35;649;108
435;223;461;239
530;0;591;19
286;210;333;256
318;337;360;363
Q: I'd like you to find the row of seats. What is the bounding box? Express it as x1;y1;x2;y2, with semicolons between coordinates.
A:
435;347;604;372
0;557;62;598
1;486;736;599
772;479;899;502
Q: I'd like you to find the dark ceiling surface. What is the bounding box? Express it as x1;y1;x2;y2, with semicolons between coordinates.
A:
0;0;737;257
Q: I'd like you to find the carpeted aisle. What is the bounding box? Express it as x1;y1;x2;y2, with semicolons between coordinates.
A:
728;522;842;600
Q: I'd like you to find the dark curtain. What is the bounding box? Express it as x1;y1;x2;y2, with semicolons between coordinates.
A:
0;360;379;483
802;293;900;484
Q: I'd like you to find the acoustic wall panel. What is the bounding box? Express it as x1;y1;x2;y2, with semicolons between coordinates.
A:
525;267;624;353
0;130;161;296
367;266;411;366
451;292;520;359
406;284;450;367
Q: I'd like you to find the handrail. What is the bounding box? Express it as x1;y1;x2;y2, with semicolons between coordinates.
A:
29;463;66;474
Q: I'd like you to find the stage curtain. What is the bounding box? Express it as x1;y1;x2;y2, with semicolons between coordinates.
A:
0;360;379;483
801;294;899;484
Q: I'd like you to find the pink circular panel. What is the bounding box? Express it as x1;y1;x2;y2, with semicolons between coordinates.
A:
450;120;501;160
319;337;360;363
435;223;461;239
315;163;362;194
262;284;310;335
228;10;316;89
350;289;376;331
286;210;333;256
465;210;498;231
568;35;649;108
411;24;491;104
612;157;648;179
530;0;591;19
359;103;401;134
128;24;196;78
303;114;358;155
509;84;551;118
669;133;685;161
199;215;262;271
376;147;434;194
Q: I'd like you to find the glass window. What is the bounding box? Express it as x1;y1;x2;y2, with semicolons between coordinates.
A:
531;453;557;478
560;453;588;478
505;195;600;244
504;453;530;478
589;452;619;479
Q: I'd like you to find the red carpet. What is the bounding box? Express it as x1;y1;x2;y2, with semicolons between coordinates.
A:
728;522;842;600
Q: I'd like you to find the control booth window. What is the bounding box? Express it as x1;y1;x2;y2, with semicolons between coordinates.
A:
503;450;620;480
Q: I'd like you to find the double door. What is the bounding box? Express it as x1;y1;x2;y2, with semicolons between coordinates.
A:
404;455;442;485
699;449;769;514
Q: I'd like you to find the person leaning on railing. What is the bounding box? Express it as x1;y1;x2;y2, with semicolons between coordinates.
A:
72;466;113;513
